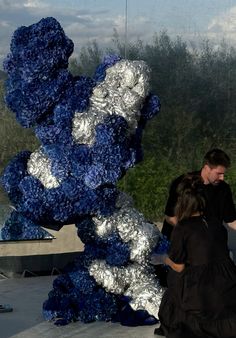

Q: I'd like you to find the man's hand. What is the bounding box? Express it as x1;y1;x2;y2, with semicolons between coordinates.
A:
151;253;185;273
150;253;168;265
227;220;236;230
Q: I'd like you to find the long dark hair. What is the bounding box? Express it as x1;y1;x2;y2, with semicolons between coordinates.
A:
175;174;205;221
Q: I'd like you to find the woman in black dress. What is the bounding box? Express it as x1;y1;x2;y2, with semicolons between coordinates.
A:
151;174;236;338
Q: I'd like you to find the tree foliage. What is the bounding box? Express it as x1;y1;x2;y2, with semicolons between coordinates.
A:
0;81;39;174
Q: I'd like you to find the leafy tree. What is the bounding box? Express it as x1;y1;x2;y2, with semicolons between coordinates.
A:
68;57;82;76
0;81;39;174
118;156;182;221
77;41;103;77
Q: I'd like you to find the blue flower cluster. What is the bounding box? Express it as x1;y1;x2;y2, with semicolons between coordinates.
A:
1;151;30;206
1;210;50;240
35;75;95;147
1;17;161;325
43;255;119;324
4;17;75;128
76;218;130;266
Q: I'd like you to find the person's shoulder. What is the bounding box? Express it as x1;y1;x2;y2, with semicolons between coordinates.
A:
217;180;231;191
189;170;201;176
221;180;230;187
171;173;185;185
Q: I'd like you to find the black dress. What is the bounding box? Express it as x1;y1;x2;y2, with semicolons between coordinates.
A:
158;216;236;338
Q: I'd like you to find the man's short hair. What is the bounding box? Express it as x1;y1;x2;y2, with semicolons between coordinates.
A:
203;148;231;168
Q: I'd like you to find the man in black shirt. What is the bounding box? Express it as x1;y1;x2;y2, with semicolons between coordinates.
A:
162;148;236;240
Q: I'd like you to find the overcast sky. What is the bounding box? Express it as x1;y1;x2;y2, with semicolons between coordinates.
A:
1;0;236;68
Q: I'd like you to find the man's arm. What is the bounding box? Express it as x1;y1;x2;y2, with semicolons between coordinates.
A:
150;253;185;273
165;256;185;273
223;183;236;230
227;220;236;230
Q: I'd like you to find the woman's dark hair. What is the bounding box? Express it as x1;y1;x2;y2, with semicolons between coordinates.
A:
175;174;205;221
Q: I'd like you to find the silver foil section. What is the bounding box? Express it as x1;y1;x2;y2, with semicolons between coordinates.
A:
90;192;164;318
27;148;61;188
93;192;160;263
89;261;164;319
128;278;164;319
72;60;151;145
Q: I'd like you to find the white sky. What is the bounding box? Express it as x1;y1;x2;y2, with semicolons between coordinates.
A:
1;0;236;68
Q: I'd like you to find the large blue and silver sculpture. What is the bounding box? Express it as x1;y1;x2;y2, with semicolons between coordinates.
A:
1;17;168;325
